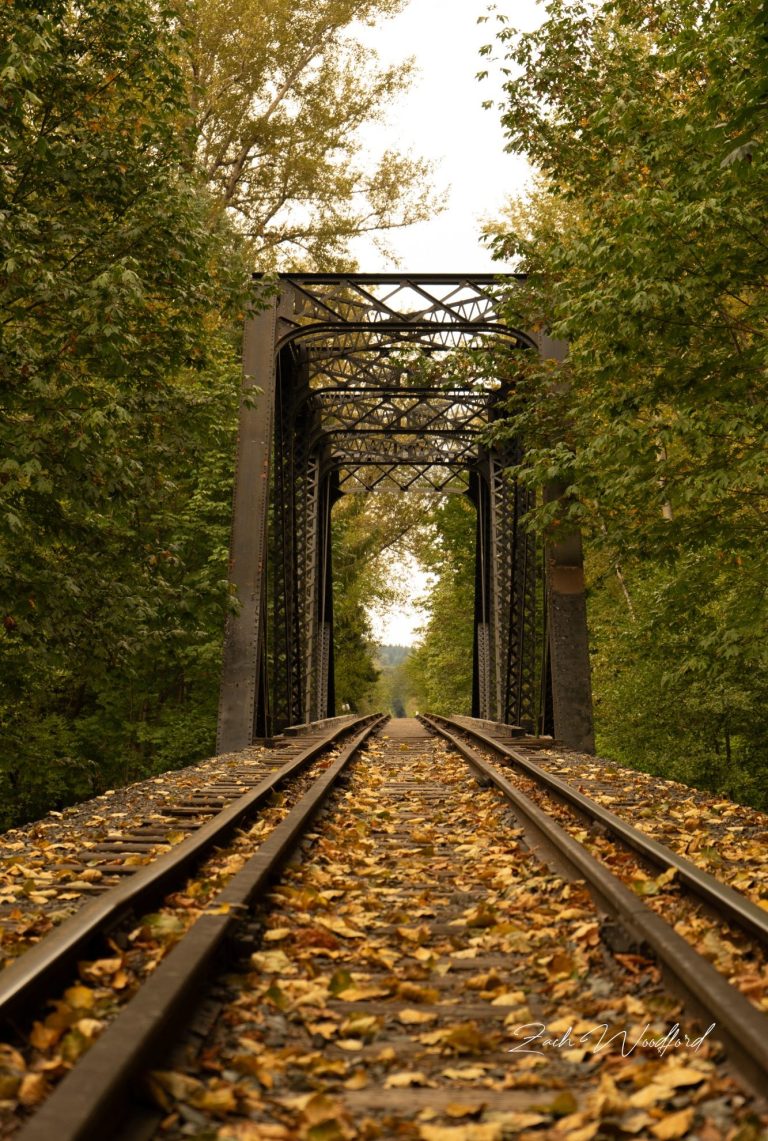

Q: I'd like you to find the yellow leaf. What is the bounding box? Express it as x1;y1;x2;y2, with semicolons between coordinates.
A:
418;1125;502;1141
217;1124;289;1139
340;1014;380;1038
397;925;431;943
494;1116;549;1131
628;1083;669;1109
335;984;391;1001
619;1112;654;1135
490;990;526;1006
306;1020;338;1040
398;981;440;1004
263;928;292;942
195;1085;238;1115
63;985;95;1010
74;1018;104;1040
315;917;364;939
343;1069;369;1090
398;1008;437;1025
651;1108;695;1139
148;1070;205;1110
445;1102;483;1118
79;957;122;982
441;1066;487;1080
656;1065;707;1088
17;1073;48;1108
29;1021;61;1050
384;1070;434;1088
251;949;294;973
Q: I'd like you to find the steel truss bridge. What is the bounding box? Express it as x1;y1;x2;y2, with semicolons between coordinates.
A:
217;274;594;753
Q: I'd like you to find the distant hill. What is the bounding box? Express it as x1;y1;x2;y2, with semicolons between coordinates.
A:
375;644;411;668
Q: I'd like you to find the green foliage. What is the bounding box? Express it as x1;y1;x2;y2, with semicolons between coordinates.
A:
331;495;427;712
186;0;434;267
372;646;414;718
483;0;768;806
0;0;438;827
0;0;246;826
407;497;475;716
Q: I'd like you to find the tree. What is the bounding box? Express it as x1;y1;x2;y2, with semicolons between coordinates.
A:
0;0;245;823
331;493;427;711
480;0;768;805
186;0;435;267
407;497;475;715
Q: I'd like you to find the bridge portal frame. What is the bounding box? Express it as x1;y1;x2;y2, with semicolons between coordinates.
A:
217;274;594;753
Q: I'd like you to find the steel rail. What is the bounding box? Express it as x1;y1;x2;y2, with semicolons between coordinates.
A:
421;714;768;1097
426;714;768;946
17;714;387;1141
0;714;376;1029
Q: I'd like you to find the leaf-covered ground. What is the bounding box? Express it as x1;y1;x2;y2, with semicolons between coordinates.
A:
147;721;766;1140
0;744;281;970
453;734;768;1017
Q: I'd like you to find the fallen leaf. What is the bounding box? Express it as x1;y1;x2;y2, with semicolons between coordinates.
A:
315;917;364;939
398;1008;438;1025
263;928;292;942
17;1073;47;1107
445;1101;484;1118
335;984;391;1001
384;1071;435;1088
418;1125;502;1141
651;1108;695;1139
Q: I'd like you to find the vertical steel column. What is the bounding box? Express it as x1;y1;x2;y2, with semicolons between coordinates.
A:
488;453;537;729
314;471;338;720
469;472;492;719
270;351;311;731
217;297;279;753
535;334;595;753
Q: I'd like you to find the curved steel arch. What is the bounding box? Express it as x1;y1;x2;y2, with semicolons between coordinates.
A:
217;274;593;752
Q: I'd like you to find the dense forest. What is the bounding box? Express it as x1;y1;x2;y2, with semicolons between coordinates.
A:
2;0;767;826
0;0;430;826
420;0;768;807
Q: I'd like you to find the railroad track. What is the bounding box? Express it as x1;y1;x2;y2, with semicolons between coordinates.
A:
0;716;765;1139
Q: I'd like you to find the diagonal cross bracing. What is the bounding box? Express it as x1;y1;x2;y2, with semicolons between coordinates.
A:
218;274;593;755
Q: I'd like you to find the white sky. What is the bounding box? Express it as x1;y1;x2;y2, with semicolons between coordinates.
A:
349;0;544;645
349;0;544;272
